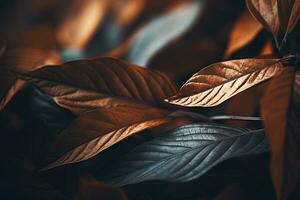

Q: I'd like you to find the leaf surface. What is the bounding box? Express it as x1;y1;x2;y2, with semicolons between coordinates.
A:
261;67;300;199
246;0;280;38
95;124;268;186
17;57;187;170
21;57;176;114
166;57;285;107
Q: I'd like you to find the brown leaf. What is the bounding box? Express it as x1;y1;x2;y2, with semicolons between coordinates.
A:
223;81;269;128
41;103;203;170
20;57;177;114
19;57;182;169
224;9;263;58
246;0;280;39
165;57;286;107
213;184;248;200
261;67;300;200
278;0;300;37
42;98;170;170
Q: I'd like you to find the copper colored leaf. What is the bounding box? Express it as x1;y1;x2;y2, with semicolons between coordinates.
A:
165;57;285;107
246;0;280;39
278;0;300;36
224;9;263;58
20;57;176;113
261;67;300;200
42;105;202;170
223;81;269;128
17;57;180;170
42;99;171;170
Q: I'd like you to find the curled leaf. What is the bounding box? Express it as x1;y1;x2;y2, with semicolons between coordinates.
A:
166;57;285;107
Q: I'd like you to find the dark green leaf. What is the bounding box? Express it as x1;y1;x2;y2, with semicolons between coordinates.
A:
96;124;268;186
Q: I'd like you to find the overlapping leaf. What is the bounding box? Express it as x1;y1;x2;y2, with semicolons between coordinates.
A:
247;0;300;48
166;57;287;107
20;57;176;113
17;57;198;170
261;67;300;200
95;124;268;186
42;99;172;170
246;0;280;41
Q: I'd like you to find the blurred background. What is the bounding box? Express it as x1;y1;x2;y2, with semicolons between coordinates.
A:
0;0;253;83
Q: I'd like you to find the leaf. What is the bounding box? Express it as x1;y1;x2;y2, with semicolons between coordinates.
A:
261;67;300;200
41;105;203;170
20;57;177;114
246;0;280;39
95;124;268;186
278;0;300;37
224;9;263;58
18;57;190;170
165;57;285;107
222;81;269;128
125;0;201;66
42;99;172;170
